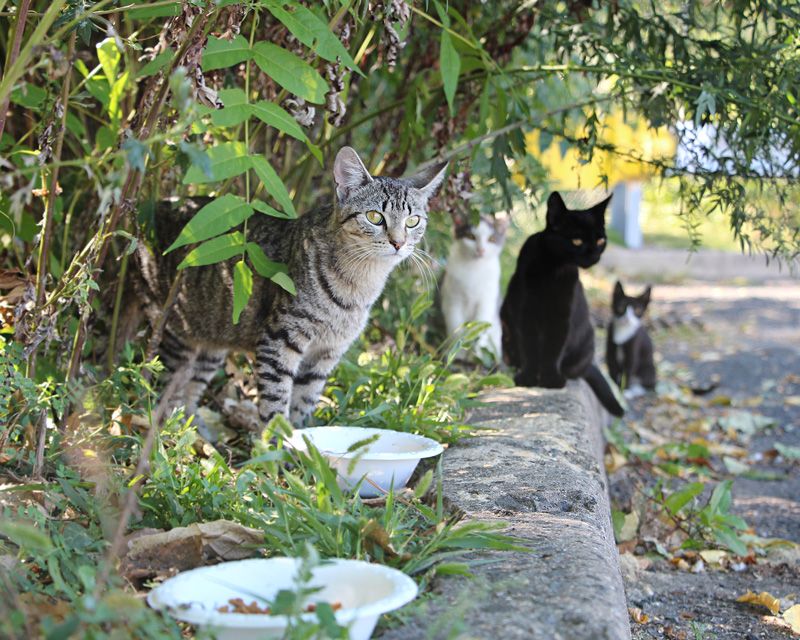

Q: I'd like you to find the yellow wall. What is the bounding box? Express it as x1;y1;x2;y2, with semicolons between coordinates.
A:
522;110;677;189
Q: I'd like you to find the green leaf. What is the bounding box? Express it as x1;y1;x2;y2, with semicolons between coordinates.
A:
183;141;251;184
435;562;472;576
202;35;252;71
232;260;253;324
108;70;129;123
270;270;296;295
251;41;328;104
708;479;732;515
212;88;252;127
250;100;308;141
250;155;297;217
0;520;53;553
439;30;461;116
251;198;290;219
127;0;180;19
712;524;748;556
166;195;253;253
261;0;363;75
9;82;46;109
246;242;285;278
137;49;175;78
664;481;704;515
178;232;245;268
96;37;121;84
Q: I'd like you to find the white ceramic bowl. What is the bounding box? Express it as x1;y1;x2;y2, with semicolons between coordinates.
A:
147;557;418;640
287;426;444;498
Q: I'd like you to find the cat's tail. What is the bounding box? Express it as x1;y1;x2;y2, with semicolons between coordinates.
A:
583;364;625;417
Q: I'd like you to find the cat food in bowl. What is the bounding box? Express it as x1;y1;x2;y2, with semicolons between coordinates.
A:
286;426;444;498
147;557;418;640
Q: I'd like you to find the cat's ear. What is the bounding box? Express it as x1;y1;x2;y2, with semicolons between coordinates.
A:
641;285;652;305
613;281;626;302
406;160;448;201
546;192;567;228
451;210;468;230
494;211;510;235
589;193;613;224
333;147;372;200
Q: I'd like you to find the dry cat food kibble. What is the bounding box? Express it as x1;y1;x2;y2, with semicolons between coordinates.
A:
216;597;343;614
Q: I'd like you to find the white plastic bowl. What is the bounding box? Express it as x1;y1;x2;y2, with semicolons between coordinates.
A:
287;426;444;498
146;557;418;640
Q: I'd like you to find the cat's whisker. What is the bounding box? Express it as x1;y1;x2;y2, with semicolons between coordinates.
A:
408;250;435;292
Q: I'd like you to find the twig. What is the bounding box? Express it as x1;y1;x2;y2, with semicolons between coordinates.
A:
414;96;618;172
31;33;77;479
144;269;183;375
107;249;130;372
0;0;31;141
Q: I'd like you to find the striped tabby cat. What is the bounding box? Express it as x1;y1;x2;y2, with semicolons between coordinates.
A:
137;147;447;437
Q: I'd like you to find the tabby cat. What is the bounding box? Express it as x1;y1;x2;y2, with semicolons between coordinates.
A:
500;191;624;417
606;281;656;398
440;212;508;359
137;147;447;436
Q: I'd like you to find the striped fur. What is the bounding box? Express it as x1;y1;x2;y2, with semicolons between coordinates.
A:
137;147;447;437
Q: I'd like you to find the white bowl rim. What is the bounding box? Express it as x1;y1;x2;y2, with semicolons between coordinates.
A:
146;557;418;629
287;426;444;461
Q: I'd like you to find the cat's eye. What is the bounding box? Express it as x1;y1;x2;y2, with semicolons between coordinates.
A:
405;215;421;228
597;238;606;246
572;238;583;246
365;210;384;225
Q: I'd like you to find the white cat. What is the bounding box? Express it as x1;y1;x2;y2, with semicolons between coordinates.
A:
441;213;509;360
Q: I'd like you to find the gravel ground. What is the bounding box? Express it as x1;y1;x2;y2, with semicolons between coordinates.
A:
608;282;800;640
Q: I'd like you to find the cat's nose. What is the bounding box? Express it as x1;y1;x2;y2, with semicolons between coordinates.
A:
389;238;404;251
476;247;485;257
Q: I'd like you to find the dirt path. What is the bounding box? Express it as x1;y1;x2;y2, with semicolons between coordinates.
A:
608;281;800;640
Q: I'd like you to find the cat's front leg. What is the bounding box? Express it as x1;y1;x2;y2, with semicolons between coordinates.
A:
256;324;310;427
289;346;343;426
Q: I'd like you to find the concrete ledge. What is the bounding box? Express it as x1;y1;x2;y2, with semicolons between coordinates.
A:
381;383;630;640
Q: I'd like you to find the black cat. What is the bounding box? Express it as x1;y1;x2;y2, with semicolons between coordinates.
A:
606;281;656;396
500;192;624;417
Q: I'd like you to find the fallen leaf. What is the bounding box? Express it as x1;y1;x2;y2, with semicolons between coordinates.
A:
737;590;781;615
605;446;628;473
699;549;728;565
784;396;800;407
122;519;263;580
198;519;264;560
783;604;800;635
629;607;649;623
618;511;640;542
719;411;777;438
723;456;750;475
775;443;800;461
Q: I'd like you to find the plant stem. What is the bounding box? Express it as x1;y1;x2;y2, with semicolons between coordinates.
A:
0;0;31;141
30;33;76;479
106;249;129;371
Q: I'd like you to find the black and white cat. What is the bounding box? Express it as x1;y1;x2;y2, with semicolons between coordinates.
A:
500;192;624;417
606;281;656;399
440;212;508;360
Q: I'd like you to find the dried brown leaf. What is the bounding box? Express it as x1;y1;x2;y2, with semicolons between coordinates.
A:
628;607;649;624
737;590;781;615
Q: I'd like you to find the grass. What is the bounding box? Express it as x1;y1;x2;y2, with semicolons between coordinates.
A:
0;307;520;639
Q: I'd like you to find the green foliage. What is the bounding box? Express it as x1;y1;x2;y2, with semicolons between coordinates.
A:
319;294;513;444
659;480;750;556
137;412;522;575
